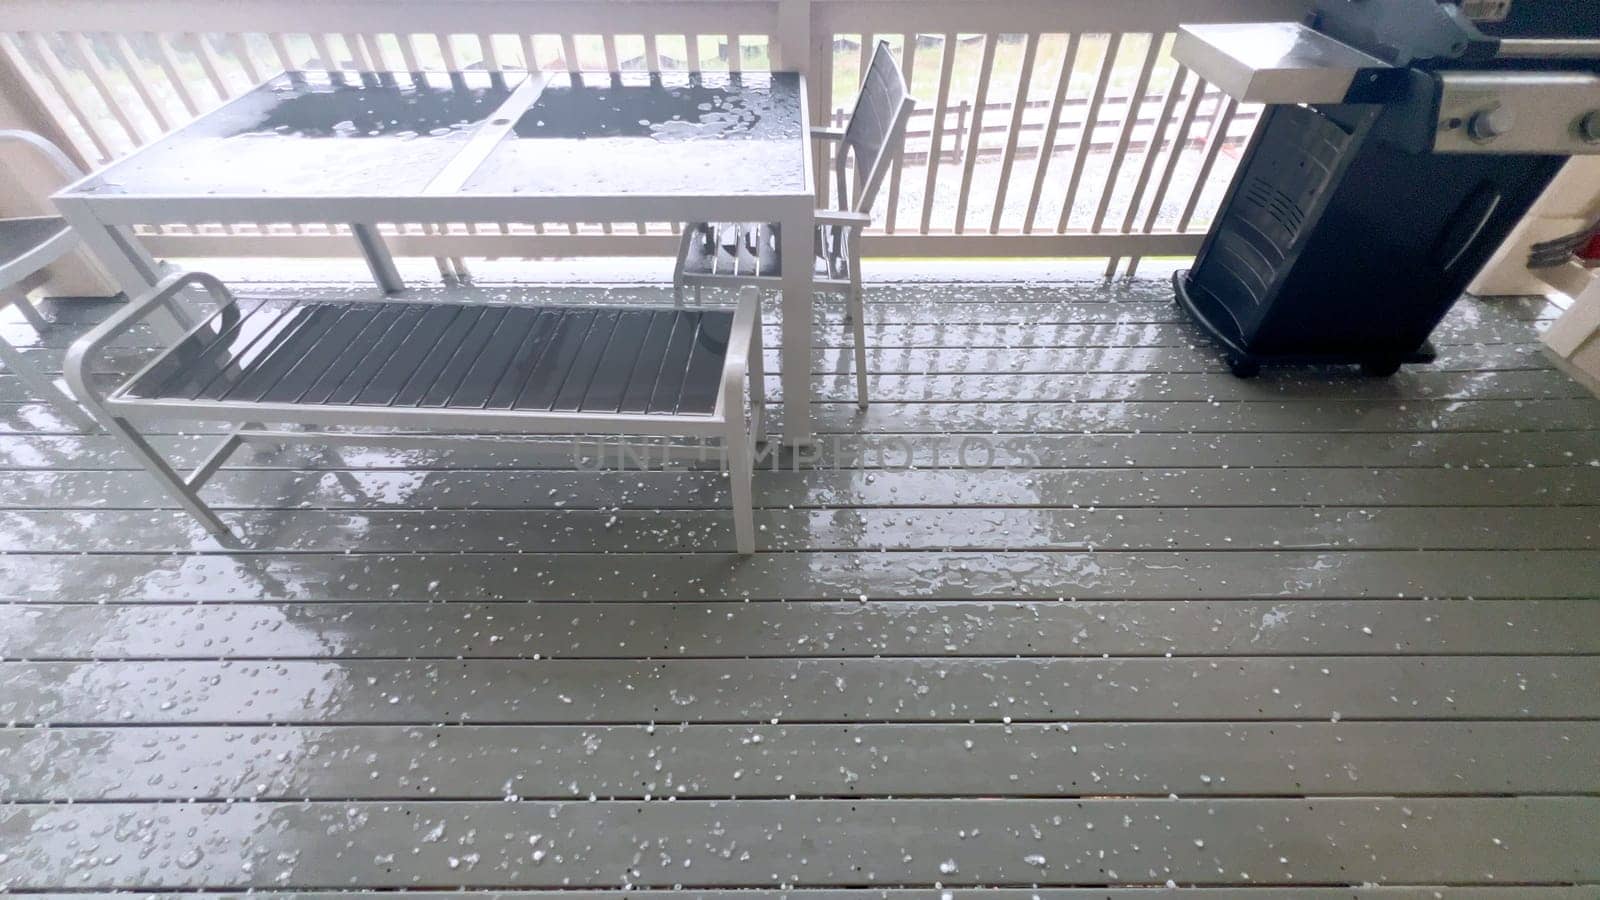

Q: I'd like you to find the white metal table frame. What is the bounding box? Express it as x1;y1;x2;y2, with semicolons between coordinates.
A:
51;70;819;445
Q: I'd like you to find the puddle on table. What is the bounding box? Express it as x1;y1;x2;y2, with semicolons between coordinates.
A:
74;70;520;197
461;71;805;196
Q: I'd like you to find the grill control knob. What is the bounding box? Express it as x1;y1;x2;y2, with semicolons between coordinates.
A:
1468;106;1515;142
1580;110;1600;144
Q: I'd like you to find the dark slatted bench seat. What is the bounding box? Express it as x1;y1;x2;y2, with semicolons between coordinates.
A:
123;300;736;416
66;272;766;553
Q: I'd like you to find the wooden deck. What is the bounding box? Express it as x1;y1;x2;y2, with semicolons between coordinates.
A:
1;275;1598;897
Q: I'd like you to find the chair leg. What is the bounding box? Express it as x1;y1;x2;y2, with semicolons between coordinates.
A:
0;334;100;431
850;282;868;410
6;289;50;331
726;416;756;555
103;414;232;537
672;228;695;306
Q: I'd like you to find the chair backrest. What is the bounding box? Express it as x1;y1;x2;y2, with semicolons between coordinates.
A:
834;41;916;217
0;130;86;189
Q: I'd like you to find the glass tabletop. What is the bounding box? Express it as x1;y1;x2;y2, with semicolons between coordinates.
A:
69;70;523;197
458;71;806;196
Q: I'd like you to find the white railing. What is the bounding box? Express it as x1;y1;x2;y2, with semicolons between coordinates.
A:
0;0;1305;274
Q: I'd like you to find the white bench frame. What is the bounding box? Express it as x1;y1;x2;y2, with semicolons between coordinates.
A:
65;271;767;553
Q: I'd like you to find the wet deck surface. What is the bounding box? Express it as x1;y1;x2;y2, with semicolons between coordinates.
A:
2;276;1599;897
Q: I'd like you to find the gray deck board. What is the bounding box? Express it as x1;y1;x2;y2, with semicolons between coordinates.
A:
7;599;1597;658
6;657;1597;724
4;722;1596;801
5;466;1600;509
4;549;1600;601
5;505;1599;552
1;278;1597;895
2;798;1595;888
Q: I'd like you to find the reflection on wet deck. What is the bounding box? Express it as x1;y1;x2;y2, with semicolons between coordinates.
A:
1;276;1598;896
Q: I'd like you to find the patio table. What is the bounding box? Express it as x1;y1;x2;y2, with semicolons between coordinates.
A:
52;68;819;444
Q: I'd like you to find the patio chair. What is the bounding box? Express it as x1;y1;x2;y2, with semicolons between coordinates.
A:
672;40;915;409
65;272;767;553
0;130;99;431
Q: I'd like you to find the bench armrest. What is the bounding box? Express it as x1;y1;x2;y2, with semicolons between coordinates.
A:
719;288;762;416
815;209;873;228
64;271;238;411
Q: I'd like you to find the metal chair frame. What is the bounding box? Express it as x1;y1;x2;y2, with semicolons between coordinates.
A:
0;130;100;430
672;40;916;409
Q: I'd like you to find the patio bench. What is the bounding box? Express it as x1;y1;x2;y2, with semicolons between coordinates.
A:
65;271;766;553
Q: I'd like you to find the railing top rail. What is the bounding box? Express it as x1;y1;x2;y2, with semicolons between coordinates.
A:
7;0;1312;37
2;0;782;35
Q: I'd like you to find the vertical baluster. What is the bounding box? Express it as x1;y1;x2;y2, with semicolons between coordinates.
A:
838;31;876;208
363;33;396;76
1055;33;1121;234
362;34;392;73
66;33;145;145
365;33;418;260
468;34;511;238
566;33;585;73
654;33;681;235
20;32;115;159
809;28;833;209
268;33;298;72
310;33;342;72
150;34;201;116
108;35;173;132
230;34;265;83
988;32;1039;234
1021;32;1079;234
952;34;996;234
263;33;307;239
397;33;423;73
188;35;235;235
435;33;462;72
557;35;581;233
400;35;453;278
436;33;473;275
601;36;645;233
1089;35;1160;237
1177;97;1238;232
882;34;915;234
642;33;661;73
1107;61;1186;276
233;34;277;242
1126;76;1208;277
193;34;238;234
515;35;546;236
343;33;375;73
477;33;500;72
917;33;955;234
188;33;232;101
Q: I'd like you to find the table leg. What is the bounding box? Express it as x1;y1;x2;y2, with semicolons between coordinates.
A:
53;198;191;341
352;223;405;294
53;200;160;295
778;201;815;447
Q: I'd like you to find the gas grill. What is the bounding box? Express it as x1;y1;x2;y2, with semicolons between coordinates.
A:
1172;0;1600;377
